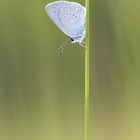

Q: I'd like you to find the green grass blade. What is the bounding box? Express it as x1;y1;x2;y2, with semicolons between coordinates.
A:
85;0;90;140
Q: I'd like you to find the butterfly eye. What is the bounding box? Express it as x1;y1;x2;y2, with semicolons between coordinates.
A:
71;38;74;41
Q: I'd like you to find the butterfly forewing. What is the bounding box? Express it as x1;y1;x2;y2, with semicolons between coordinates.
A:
45;1;86;38
45;2;65;33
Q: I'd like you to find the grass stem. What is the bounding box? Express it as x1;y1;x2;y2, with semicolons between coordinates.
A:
85;0;90;140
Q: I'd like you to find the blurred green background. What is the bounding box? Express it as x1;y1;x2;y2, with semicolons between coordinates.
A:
0;0;140;140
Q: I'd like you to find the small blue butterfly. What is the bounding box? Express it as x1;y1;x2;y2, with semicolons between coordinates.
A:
45;1;86;54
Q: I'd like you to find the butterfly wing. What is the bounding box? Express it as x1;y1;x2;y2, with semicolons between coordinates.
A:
45;1;86;38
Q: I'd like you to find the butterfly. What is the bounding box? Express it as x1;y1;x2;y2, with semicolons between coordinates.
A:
45;1;86;54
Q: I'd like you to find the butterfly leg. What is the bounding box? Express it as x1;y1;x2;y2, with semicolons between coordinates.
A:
79;37;86;48
59;45;66;56
58;42;66;56
57;38;71;55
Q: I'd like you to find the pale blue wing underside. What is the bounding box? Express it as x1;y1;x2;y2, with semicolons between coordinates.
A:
45;1;86;38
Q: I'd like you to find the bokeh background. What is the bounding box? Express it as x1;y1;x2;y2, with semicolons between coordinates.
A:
0;0;140;140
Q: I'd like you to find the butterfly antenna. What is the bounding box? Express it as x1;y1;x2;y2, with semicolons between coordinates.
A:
57;38;71;56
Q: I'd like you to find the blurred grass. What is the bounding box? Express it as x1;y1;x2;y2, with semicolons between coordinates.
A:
0;0;140;140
